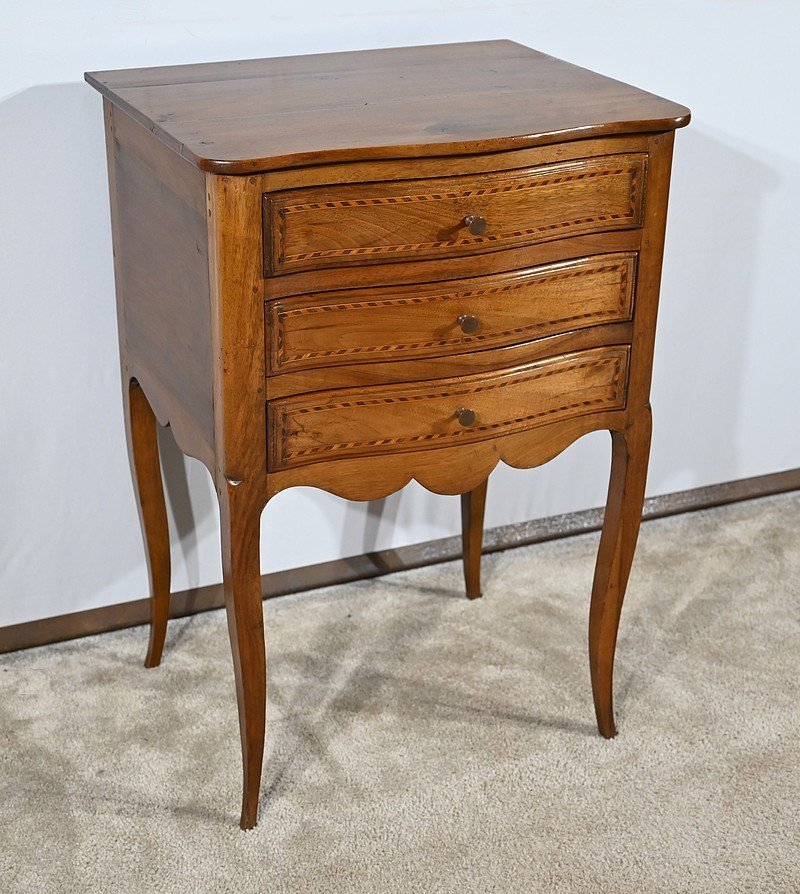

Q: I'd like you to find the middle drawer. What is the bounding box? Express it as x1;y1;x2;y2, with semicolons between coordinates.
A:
267;252;636;375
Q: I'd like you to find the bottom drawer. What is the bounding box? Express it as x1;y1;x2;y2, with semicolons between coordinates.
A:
268;345;629;470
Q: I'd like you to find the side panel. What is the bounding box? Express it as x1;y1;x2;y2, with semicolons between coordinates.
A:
104;100;215;466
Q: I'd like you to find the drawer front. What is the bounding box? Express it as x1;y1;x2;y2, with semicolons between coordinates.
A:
264;154;646;275
267;252;636;375
268;346;629;469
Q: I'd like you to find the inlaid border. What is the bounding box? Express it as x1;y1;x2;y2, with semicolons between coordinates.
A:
265;154;646;273
270;253;636;372
272;348;628;467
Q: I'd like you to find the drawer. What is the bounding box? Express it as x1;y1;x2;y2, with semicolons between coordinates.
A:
264;154;646;276
267;252;635;375
268;345;629;469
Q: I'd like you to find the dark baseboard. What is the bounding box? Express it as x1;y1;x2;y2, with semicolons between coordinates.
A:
2;467;798;656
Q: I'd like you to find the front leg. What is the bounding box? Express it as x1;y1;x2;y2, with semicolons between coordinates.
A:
219;479;267;829
589;407;652;738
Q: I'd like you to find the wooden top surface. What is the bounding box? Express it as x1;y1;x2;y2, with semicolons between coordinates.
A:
86;40;690;174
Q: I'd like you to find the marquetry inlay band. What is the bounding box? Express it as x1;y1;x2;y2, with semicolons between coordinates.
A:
271;349;628;467
283;167;634;212
270;157;645;269
271;257;634;371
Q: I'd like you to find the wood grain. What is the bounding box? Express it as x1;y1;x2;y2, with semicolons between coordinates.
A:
264;229;643;303
85;40;689;173
267;253;636;375
258;135;652;193
269;346;629;470
206;173;268;484
206;173;270;829
264;155;646;275
265;321;635;400
267;410;629;502
106;103;216;469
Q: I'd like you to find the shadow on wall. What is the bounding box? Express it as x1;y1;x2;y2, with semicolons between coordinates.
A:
339;493;404;568
651;126;780;490
157;425;217;596
0;82;218;625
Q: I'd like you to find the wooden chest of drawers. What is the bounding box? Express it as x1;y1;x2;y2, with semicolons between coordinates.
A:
86;40;689;829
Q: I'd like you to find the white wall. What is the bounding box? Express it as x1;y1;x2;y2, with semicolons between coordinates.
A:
2;1;799;628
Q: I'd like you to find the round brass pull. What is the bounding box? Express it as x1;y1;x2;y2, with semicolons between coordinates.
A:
456;407;477;427
457;313;479;334
463;213;488;235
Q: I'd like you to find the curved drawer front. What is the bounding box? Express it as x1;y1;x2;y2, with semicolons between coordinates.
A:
264;154;646;276
268;345;629;469
268;252;636;374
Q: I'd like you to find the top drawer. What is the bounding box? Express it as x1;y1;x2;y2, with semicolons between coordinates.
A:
264;153;646;276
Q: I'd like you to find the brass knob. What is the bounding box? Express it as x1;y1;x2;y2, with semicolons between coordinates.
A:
456;407;477;427
457;314;479;334
463;214;488;235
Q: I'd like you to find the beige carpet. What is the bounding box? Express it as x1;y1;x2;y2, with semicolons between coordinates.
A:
1;492;799;893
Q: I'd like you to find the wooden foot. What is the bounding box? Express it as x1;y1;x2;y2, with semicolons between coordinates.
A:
124;379;171;669
219;480;267;830
589;408;652;738
461;479;488;600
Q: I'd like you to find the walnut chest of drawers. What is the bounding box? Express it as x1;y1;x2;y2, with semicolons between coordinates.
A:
85;40;690;829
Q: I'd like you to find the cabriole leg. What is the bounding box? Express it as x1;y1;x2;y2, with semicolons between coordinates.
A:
589;408;652;738
219;479;267;830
